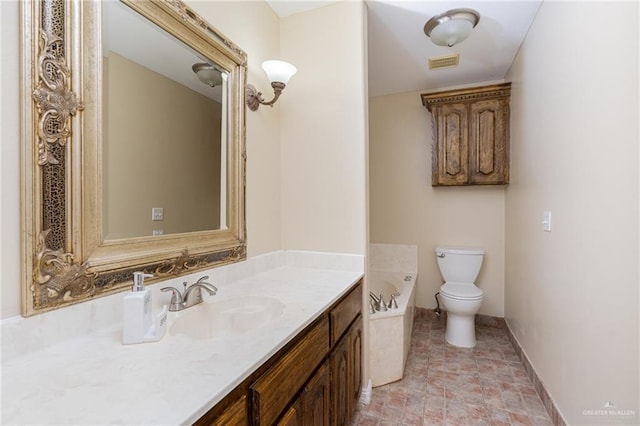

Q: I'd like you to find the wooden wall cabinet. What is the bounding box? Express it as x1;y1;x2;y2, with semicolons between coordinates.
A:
196;281;362;426
421;83;511;186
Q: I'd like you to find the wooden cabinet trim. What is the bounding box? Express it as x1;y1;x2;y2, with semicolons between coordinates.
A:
329;282;362;347
420;82;511;111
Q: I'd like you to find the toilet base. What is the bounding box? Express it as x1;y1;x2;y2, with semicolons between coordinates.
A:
445;313;477;348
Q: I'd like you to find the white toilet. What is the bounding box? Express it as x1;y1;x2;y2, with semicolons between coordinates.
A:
435;247;484;348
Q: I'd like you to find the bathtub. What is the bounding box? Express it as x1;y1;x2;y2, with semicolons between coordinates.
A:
368;270;416;387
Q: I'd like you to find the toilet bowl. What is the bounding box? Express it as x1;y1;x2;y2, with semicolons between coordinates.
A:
435;247;484;348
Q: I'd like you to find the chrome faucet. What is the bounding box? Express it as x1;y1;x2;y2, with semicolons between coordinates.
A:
161;275;218;312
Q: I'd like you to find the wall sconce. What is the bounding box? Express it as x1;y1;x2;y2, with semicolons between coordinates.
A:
192;62;223;87
424;8;480;48
246;60;297;111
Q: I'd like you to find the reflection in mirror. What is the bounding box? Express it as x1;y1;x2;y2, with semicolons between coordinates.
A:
102;1;228;239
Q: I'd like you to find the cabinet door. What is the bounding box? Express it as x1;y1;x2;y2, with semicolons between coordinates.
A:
348;317;363;410
469;98;509;184
330;335;349;426
302;362;330;426
432;103;469;185
278;399;302;426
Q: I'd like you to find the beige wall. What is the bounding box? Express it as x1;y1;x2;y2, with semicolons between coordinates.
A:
104;53;221;239
505;2;639;424
1;0;21;319
369;90;505;317
280;1;368;255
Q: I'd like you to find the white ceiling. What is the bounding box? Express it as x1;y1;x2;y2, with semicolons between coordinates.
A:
266;0;542;97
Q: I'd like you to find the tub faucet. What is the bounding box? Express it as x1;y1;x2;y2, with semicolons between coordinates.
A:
369;292;387;312
161;275;218;312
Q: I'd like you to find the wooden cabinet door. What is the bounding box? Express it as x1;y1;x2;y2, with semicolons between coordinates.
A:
278;399;302;426
302;362;330;426
432;103;469;185
279;362;330;426
469;98;509;184
348;317;363;410
330;335;349;426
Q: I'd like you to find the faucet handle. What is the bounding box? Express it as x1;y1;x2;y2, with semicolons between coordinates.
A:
161;287;183;311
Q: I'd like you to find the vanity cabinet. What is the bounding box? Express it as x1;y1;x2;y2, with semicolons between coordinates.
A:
196;281;362;426
421;83;511;186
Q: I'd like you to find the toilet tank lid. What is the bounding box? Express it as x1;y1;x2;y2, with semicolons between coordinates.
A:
435;247;484;255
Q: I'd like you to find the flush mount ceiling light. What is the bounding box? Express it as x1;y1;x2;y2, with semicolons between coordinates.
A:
424;8;480;48
192;62;223;87
246;60;297;111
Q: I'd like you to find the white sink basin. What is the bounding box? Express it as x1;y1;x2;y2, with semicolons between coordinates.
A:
169;296;285;340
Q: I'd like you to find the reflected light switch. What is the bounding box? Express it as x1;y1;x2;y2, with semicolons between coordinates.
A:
152;207;164;221
542;211;552;232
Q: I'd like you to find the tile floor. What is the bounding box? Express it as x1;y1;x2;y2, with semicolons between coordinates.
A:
352;315;554;425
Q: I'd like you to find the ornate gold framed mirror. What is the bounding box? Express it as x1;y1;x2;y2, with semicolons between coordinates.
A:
21;0;247;316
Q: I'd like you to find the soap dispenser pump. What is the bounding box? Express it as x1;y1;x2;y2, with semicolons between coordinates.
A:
122;272;167;345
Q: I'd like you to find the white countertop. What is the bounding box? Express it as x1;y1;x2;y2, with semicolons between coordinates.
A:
1;251;363;425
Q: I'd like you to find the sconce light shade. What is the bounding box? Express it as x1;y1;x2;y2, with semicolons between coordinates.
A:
262;60;297;85
424;8;480;47
192;63;223;87
246;60;297;111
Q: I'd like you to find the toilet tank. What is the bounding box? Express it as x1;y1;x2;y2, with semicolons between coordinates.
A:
435;247;484;283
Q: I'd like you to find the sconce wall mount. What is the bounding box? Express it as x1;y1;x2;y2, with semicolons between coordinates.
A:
246;60;296;111
246;82;285;111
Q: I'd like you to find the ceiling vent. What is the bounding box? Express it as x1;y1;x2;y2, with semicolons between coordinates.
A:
428;53;459;70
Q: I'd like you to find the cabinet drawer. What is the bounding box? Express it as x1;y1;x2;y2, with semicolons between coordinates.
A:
251;316;329;425
329;282;362;347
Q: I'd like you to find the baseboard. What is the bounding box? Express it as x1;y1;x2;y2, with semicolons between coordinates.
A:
505;322;567;426
415;307;506;328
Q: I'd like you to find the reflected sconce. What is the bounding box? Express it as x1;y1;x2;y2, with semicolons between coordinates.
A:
192;62;223;87
424;8;480;48
246;60;297;111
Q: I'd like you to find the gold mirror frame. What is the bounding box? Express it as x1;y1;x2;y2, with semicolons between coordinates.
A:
21;0;247;316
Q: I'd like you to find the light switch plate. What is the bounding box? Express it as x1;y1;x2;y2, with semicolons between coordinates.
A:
152;207;164;221
542;211;552;232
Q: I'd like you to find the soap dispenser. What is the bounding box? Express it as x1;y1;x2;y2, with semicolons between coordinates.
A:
122;272;167;345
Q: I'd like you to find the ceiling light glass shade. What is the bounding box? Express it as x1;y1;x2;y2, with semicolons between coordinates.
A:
262;60;297;84
192;63;223;87
430;19;473;47
424;8;480;48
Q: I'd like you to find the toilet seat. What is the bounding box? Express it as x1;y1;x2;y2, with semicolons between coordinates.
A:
440;282;483;301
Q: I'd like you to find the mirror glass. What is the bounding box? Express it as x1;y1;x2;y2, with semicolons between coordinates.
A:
102;1;228;240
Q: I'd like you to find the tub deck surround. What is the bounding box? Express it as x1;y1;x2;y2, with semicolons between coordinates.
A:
368;244;418;388
0;251;364;425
